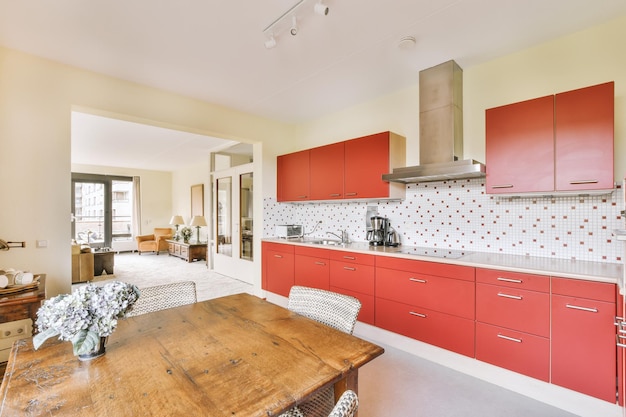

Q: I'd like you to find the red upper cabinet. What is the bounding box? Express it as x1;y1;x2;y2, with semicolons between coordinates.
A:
555;82;614;192
486;95;555;194
486;82;615;195
345;132;397;199
277;150;310;202
277;131;405;202
310;142;345;200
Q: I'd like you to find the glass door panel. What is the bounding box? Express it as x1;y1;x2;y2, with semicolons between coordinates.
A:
240;173;253;261
216;177;232;257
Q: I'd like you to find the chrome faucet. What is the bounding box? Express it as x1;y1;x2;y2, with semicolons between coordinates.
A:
327;230;349;244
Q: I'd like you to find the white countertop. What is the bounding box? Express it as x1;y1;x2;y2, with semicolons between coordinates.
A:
263;237;623;285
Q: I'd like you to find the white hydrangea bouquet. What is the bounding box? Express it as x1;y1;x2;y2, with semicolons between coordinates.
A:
33;281;140;356
180;226;192;241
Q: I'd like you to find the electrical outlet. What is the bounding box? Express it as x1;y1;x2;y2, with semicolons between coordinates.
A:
0;319;31;341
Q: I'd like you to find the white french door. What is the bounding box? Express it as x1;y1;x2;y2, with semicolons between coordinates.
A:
212;163;254;283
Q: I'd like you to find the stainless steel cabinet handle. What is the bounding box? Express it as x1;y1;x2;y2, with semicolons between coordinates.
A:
491;184;513;189
566;304;598;313
409;278;427;283
409;311;427;318
273;254;283;258
497;277;523;284
329;193;341;197
314;261;326;266
345;192;357;196
498;333;522;343
297;195;308;199
617;334;626;348
569;179;598;185
343;266;356;271
497;292;523;300
343;256;356;260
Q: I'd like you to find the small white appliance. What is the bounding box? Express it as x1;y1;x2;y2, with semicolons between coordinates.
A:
275;225;303;239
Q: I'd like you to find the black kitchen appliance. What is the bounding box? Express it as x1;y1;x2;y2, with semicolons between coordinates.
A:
367;216;400;247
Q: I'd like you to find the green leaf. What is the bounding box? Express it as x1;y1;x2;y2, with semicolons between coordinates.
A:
72;330;100;355
32;328;60;350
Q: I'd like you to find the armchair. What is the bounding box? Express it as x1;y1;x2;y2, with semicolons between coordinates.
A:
135;227;173;255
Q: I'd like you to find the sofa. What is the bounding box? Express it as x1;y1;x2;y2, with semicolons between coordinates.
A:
136;228;173;255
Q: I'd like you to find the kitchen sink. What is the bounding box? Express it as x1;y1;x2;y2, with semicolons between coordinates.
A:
308;239;343;246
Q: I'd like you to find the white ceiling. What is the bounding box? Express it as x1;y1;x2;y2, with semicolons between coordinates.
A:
2;0;626;171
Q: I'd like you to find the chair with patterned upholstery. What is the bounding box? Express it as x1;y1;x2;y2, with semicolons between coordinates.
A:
280;390;359;417
126;281;197;317
280;286;362;417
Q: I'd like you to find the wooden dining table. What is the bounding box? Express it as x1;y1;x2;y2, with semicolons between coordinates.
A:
0;292;384;416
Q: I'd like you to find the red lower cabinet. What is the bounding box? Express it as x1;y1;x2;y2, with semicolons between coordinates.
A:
329;251;376;325
476;322;549;381
551;277;617;403
294;246;330;290
262;242;294;297
375;298;474;357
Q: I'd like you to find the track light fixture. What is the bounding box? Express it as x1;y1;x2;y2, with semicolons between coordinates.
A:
314;1;329;16
262;0;330;48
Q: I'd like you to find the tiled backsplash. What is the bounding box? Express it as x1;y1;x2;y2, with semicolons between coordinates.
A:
264;179;624;263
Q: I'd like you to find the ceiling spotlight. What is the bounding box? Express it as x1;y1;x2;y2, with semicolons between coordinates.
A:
314;1;329;16
265;35;277;49
290;15;298;36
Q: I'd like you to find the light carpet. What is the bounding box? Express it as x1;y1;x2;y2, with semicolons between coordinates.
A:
78;251;253;302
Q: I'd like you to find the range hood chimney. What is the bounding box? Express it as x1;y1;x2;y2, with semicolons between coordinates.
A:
383;60;485;184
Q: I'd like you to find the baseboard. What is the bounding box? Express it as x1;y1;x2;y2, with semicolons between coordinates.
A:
354;322;621;417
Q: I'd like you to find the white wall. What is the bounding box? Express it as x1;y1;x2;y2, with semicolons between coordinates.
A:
172;160;211;242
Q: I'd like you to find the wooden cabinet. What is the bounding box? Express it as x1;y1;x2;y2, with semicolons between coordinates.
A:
276;131;405;202
277;150;310;202
551;277;616;402
294;246;330;290
329;251;376;325
262;242;295;297
486;95;555;194
486;82;614;195
475;269;550;381
167;240;207;263
375;256;475;357
555;82;614;192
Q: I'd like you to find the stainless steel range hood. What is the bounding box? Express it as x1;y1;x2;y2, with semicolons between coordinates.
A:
383;60;485;184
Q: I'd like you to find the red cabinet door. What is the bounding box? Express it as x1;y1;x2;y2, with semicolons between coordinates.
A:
551;292;616;402
263;243;295;297
476;283;550;337
310;142;344;200
295;254;330;290
376;267;475;319
344;132;390;199
330;286;375;325
476;322;549;382
329;260;375;295
555;82;614;192
485;95;555;194
375;298;475;357
277;150;310;202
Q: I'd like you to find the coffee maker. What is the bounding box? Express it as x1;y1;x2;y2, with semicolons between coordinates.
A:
367;216;400;247
367;216;387;246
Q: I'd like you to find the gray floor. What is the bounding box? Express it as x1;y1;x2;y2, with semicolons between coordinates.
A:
107;252;579;417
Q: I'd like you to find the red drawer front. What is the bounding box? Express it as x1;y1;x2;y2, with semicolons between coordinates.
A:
376;256;474;281
294;245;330;258
375;298;475;357
329;250;376;266
295;255;329;290
476;268;549;292
376;267;475;319
264;250;294;297
552;294;616;402
476;283;550;337
552;277;615;302
263;241;294;254
330;286;375;325
476;322;549;382
329;261;375;295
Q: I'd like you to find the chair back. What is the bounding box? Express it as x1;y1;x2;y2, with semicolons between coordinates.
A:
127;281;197;317
328;390;358;417
288;286;361;335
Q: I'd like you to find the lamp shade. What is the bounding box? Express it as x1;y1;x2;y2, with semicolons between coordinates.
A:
170;215;185;225
190;216;207;227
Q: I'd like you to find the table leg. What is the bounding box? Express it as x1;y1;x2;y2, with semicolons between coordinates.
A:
333;369;359;415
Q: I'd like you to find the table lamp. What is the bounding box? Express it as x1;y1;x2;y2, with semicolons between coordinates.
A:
169;215;185;241
190;216;207;243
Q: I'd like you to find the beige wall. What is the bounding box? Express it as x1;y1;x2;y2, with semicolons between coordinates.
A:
0;46;292;297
